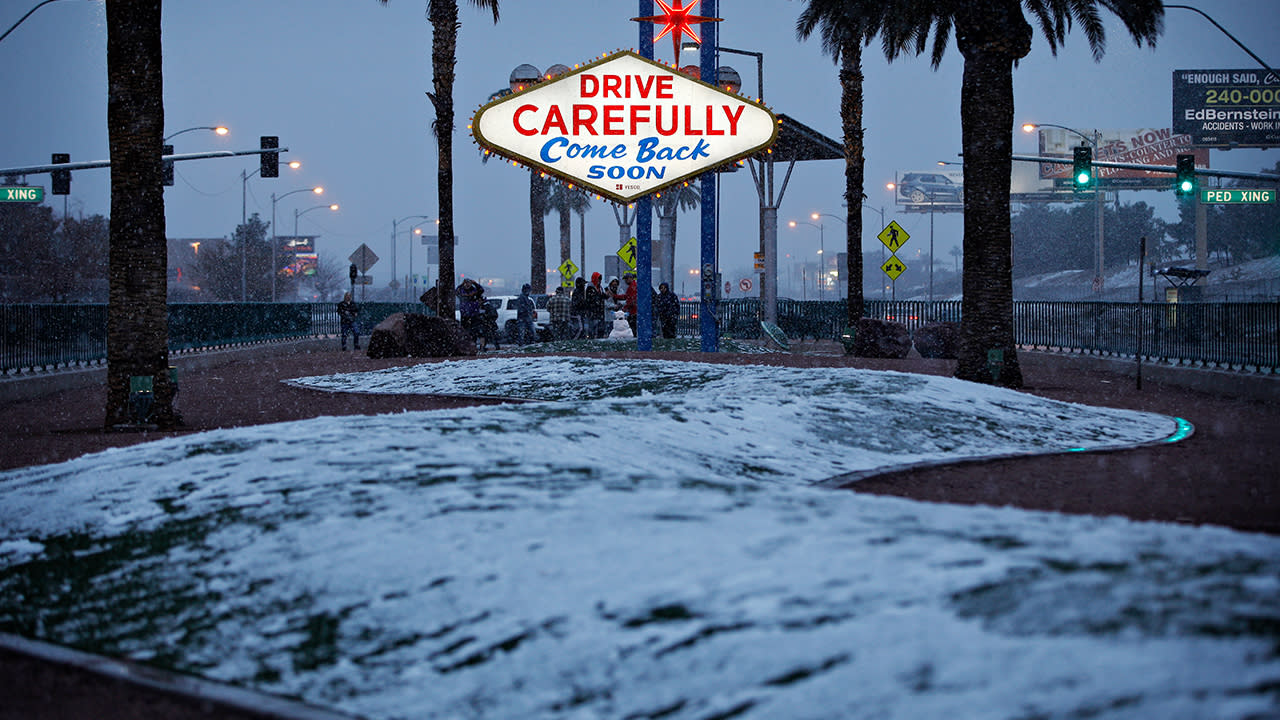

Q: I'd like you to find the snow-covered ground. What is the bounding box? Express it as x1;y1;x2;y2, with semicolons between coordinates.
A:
1;357;1276;720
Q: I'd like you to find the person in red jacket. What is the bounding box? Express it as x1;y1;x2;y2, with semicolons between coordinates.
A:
623;272;638;336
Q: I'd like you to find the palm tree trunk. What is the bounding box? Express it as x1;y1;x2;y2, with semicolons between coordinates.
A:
840;37;865;327
428;0;459;314
953;2;1029;387
558;203;571;273
530;173;546;292
104;0;176;428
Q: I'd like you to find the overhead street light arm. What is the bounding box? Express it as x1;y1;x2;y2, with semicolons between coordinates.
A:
0;0;87;45
1164;4;1276;77
164;126;229;142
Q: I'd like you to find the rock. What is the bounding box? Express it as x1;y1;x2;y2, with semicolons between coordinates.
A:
913;321;959;359
405;315;476;357
851;317;912;358
366;313;408;359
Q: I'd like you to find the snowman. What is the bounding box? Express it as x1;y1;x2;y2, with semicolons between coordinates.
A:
607;310;634;339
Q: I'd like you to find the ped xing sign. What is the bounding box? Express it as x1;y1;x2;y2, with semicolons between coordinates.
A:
1;186;44;202
472;51;777;203
1200;188;1275;204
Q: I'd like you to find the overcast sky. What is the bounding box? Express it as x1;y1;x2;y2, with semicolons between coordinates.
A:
2;0;1277;297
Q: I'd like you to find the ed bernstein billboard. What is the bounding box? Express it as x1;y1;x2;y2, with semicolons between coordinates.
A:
472;51;777;203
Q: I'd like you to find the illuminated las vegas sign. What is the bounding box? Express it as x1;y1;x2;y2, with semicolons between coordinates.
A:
471;50;777;204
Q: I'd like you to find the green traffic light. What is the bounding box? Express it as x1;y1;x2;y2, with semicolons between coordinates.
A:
1076;171;1092;185
1179;179;1194;193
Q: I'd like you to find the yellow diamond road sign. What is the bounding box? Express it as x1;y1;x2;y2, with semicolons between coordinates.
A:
617;237;638;269
877;221;910;252
558;258;579;279
881;255;907;281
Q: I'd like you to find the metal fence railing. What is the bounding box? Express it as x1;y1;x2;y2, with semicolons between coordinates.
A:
3;299;1277;375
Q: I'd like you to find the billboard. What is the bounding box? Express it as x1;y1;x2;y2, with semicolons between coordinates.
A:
891;169;963;213
1173;69;1280;148
472;51;777;204
1035;128;1209;190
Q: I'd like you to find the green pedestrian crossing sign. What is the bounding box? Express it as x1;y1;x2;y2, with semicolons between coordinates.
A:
1;186;44;202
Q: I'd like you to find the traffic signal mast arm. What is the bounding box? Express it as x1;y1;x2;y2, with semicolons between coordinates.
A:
0;146;290;177
1010;154;1280;184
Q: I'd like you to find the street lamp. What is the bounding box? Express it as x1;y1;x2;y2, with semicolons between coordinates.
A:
295;203;338;236
811;212;845;299
408;218;435;300
681;40;777;324
787;219;825;300
271;186;324;302
1022;122;1105;294
239;160;301;301
393;214;432;300
164;125;229;142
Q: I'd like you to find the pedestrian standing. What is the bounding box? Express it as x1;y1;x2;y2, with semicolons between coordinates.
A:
337;291;360;350
547;285;573;340
515;283;537;344
623;272;639;336
655;282;680;339
457;278;486;349
587;272;607;338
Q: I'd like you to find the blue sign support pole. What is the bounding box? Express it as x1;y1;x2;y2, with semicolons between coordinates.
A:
636;0;654;350
699;0;719;352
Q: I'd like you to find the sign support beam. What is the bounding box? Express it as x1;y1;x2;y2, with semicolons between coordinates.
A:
637;0;654;351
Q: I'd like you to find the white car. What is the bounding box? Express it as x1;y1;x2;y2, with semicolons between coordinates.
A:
486;294;553;342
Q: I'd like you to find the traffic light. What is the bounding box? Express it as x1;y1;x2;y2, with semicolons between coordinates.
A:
1072;145;1093;191
51;153;70;195
162;144;174;186
1176;154;1196;197
260;136;279;178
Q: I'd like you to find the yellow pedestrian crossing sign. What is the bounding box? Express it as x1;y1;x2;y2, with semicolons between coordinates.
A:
881;255;907;281
558;258;578;280
877;221;910;252
617;237;638;269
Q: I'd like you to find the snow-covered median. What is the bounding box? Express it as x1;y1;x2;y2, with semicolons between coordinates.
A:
0;358;1274;720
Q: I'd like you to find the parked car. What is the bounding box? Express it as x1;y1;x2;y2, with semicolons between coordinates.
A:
896;172;963;204
487;294;553;342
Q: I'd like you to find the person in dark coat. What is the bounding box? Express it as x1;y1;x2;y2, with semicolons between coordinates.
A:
655;282;680;339
337;291;360;350
514;283;537;344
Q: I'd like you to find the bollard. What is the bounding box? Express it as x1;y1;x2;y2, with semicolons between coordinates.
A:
986;349;1005;383
169;366;179;416
128;375;154;424
839;326;857;355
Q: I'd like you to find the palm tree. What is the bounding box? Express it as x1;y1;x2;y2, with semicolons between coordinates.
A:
530;172;550;292
809;0;1161;385
546;181;592;286
795;1;889;335
103;0;177;428
654;183;700;289
379;0;500;315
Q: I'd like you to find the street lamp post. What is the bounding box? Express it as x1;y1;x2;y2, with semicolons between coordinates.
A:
294;203;338;236
862;203;886;299
1022;122;1105;294
811;212;845;299
393;215;432;300
0;0;86;44
787;219;824;300
241;159;301;301
408;219;434;300
271;186;324;302
684;40;776;323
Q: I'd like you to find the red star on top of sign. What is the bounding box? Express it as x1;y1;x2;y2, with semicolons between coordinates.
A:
631;0;722;66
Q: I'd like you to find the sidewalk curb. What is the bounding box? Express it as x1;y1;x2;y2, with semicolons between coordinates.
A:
0;633;363;720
